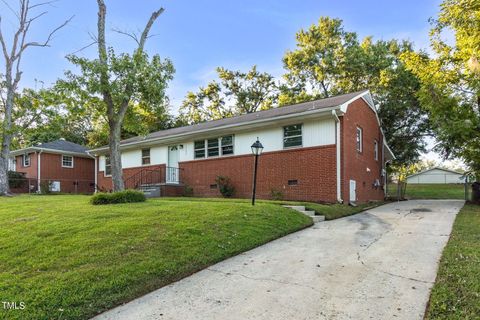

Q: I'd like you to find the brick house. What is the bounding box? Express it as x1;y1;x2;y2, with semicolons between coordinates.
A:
9;139;95;194
89;90;395;203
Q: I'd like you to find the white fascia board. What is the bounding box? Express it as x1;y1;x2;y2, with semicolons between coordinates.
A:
88;106;342;155
10;147;93;159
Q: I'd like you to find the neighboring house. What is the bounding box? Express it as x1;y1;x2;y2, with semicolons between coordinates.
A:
406;167;466;184
89;90;395;203
9;139;95;193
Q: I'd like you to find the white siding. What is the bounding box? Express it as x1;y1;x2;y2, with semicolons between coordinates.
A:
98;117;336;169
407;169;465;184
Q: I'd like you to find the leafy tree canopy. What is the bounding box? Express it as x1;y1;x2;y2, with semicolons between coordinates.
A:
402;0;480;176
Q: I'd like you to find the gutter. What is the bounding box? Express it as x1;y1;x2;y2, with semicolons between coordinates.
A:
332;110;343;203
88;105;343;154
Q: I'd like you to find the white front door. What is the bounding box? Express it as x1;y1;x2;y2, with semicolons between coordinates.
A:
349;180;356;203
167;146;179;183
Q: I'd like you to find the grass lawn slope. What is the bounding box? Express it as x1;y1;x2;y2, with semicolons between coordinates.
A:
388;183;466;200
426;203;480;319
0;195;312;320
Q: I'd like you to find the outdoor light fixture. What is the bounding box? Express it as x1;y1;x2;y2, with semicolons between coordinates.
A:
250;138;264;205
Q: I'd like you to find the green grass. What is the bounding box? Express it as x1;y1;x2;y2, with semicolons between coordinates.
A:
387;183;466;200
0;195;313;320
426;203;480;319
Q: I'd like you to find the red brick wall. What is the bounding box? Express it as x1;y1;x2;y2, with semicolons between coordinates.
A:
15;153;38;179
180;145;337;203
341;98;384;203
97;163;165;192
40;153;95;193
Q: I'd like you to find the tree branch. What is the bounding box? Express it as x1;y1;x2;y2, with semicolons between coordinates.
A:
19;15;74;52
137;7;164;51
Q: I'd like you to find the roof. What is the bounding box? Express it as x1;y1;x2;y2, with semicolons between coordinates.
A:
89;90;372;153
407;167;465;178
10;139;92;158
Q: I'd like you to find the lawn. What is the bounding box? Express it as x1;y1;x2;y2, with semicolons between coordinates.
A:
387;183;466;200
0;195;313;320
426;203;480;319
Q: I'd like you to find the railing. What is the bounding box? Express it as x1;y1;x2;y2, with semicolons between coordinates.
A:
123;166;183;190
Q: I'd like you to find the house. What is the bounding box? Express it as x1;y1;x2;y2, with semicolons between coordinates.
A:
9;139;96;193
406;167;466;184
89;90;395;203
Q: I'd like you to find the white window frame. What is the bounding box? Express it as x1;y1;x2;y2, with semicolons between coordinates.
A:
356;127;363;153
283;124;303;149
194;135;235;159
374;140;378;161
23;154;31;167
141;148;151;165
104;155;112;177
62;155;74;168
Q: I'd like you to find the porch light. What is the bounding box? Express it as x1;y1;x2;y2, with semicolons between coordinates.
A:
250;138;263;206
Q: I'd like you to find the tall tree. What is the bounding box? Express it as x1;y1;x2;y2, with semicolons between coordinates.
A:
0;0;71;195
179;66;277;124
60;1;174;191
281;17;430;164
402;0;480;177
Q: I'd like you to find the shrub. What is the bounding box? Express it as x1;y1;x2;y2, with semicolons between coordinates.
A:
270;188;284;200
91;190;146;205
8;171;27;189
40;181;53;194
215;176;235;198
183;185;194;197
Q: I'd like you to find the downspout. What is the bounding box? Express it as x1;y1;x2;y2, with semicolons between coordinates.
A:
332;110;343;203
37;150;42;193
86;151;98;193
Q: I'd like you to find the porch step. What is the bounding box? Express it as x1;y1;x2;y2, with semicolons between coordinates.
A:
282;205;325;223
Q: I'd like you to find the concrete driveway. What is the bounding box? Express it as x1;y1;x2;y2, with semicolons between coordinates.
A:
93;200;464;320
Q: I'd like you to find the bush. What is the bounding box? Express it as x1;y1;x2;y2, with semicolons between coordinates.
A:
270;188;284;200
215;176;235;198
183;185;194;197
8;171;27;189
91;190;146;205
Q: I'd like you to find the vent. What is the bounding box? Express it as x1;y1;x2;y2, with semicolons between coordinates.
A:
210;184;218;189
288;180;298;186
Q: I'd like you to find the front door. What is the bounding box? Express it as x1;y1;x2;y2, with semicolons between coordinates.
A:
167;146;179;183
349;180;356;203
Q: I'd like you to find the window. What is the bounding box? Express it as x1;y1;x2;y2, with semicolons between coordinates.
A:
221;135;234;155
105;155;111;176
142;148;151;165
283;124;302;148
207;138;219;157
374;140;378;161
194;140;205;159
23;154;31;167
288;179;298;186
356;127;363;152
62;155;74;168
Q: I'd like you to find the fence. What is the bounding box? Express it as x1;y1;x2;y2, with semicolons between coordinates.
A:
9;177;95;194
386;180;474;201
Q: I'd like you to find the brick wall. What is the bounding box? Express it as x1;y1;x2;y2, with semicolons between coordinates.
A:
97;163;166;192
341;98;385;203
179;145;337;203
15;153;38;178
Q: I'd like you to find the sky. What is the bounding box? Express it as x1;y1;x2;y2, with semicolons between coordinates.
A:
1;0;448;163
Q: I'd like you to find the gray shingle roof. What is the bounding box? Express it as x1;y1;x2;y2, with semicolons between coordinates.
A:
35;140;88;154
117;90;368;147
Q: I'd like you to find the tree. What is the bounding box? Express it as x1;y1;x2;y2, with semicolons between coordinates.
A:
282;17;431;164
179;66;277;124
0;0;71;195
402;0;480;178
60;1;174;191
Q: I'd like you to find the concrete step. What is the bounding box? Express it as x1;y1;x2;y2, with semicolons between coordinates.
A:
312;215;326;223
300;210;316;216
283;205;306;211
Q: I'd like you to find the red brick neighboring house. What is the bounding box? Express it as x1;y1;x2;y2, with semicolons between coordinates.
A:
9;139;95;194
89;90;395;203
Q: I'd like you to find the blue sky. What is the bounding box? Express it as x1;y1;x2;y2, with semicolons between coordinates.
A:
2;0;441;110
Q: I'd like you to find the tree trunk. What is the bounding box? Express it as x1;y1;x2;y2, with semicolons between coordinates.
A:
0;74;14;195
109;122;124;191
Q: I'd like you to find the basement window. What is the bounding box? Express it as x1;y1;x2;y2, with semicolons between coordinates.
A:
62;155;74;168
288;179;298;186
142;148;151;165
283;124;302;148
210;184;218;189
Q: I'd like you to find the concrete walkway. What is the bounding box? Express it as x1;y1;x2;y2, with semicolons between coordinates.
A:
93;200;464;320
